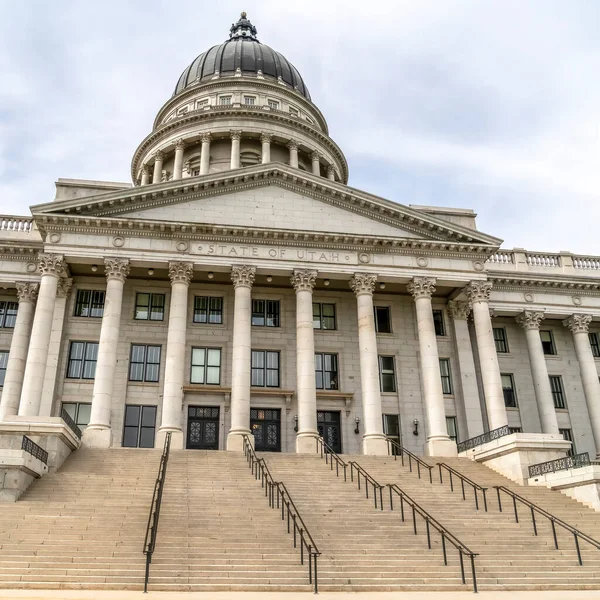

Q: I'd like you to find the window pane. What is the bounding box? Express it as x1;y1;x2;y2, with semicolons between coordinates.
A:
314;353;323;371
375;307;391;333
124;406;140;427
123;427;139;447
433;310;445;336
145;363;159;382
252;300;265;326
75;290;91;317
146;346;161;365
62;403;77;421
252;369;264;387
209;297;223;324
312;303;321;329
266;301;280;327
266;369;279;387
192;348;206;367
252;351;264;369
381;373;395;393
70;342;85;361
131;345;146;363
194;296;208;323
135;293;150;320
150;295;165;320
84;343;98;361
266;352;279;369
90;291;105;318
206;366;220;385
191;366;205;384
77;404;91;426
439;359;450;377
82;358;97;379
4;302;17;327
141;406;156;428
139;427;155;448
129;363;144;381
315;371;324;389
207;349;221;367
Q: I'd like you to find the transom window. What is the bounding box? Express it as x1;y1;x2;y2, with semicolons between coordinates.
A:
313;303;336;330
61;402;91;428
251;350;280;387
267;99;279;109
549;375;566;409
589;332;600;358
244;96;256;105
501;373;517;408
446;416;458;442
379;356;396;393
0;351;8;386
193;296;223;324
493;327;509;353
315;353;338;390
0;301;18;328
439;358;453;395
135;293;165;321
66;341;98;379
374;306;392;333
540;330;556;355
432;310;446;336
252;300;280;327
122;405;156;448
219;96;232;105
74;290;105;318
129;345;161;383
191;348;221;385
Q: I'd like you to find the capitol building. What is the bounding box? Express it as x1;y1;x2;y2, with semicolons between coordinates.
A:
1;11;600;464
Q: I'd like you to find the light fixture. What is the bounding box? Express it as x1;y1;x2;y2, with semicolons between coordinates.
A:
293;414;298;433
148;268;154;276
354;417;360;435
91;265;98;272
413;418;419;436
379;282;386;290
208;272;214;279
266;275;273;283
324;279;330;286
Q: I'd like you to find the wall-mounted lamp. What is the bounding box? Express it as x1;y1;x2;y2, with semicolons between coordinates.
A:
266;275;273;283
354;417;360;435
324;279;330;286
413;418;419;436
293;414;299;432
379;282;386;290
207;272;214;279
91;265;98;272
148;268;154;276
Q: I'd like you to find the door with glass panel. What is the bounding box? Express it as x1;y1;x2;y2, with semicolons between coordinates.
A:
251;408;281;452
317;410;342;453
186;406;220;450
383;414;401;453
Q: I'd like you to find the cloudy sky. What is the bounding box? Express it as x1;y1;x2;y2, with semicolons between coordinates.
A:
1;1;598;253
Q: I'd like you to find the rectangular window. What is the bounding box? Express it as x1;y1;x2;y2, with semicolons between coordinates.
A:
190;347;221;385
61;402;91;428
446;416;458;442
267;99;279;109
501;373;518;408
374;306;392;333
313;302;336;330
244;96;256;105
493;327;509;353
589;332;600;358
549;375;566;409
540;330;556;355
560;428;575;457
129;345;161;383
122;405;156;448
432;310;446;336
289;107;299;117
74;289;105;318
193;296;223;324
219;96;232;105
0;301;18;328
251;350;280;387
66;341;98;380
134;293;165;321
315;353;338;390
197;98;209;107
0;351;8;386
439;358;453;394
251;300;280;327
508;427;522;434
379;355;396;392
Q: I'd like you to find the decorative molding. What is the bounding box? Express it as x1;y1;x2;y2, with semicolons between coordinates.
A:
447;300;471;321
349;273;377;296
200;132;212;144
56;277;73;298
290;269;317;292
515;310;545;331
15;282;39;303
407;276;436;300
311;151;321;162
563;313;592;334
260;133;272;144
168;261;194;284
489;275;600;293
154;150;164;162
175;139;186;151
230;130;242;141
104;257;130;282
142;164;152;176
465;280;492;304
231;265;256;288
38;253;66;277
287;139;299;151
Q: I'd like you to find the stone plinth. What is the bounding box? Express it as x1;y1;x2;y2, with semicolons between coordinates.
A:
459;433;571;484
528;465;600;511
0;443;48;502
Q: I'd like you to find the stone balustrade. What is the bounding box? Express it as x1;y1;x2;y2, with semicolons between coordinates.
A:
0;216;33;233
486;249;600;276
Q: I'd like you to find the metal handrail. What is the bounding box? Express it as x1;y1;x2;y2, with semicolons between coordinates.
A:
143;431;171;593
60;407;82;439
528;453;591;478
348;461;385;510
457;425;511;453
386;438;434;483
494;485;600;565
315;436;348;481
21;435;48;465
437;463;488;511
388;483;478;592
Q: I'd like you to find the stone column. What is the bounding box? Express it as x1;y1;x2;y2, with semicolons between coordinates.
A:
173;139;185;180
563;314;600;457
18;254;65;417
157;261;193;450
291;270;319;453
350;273;387;455
82;258;130;448
200;133;211;175
140;164;151;186
408;277;455;456
261;133;272;164
465;281;508;430
516;310;559;434
230;130;242;169
152;150;164;184
0;283;39;419
311;151;321;176
326;165;336;181
227;265;256;451
39;277;72;417
447;301;484;438
288;140;299;168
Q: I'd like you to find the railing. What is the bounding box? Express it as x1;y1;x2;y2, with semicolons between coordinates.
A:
487;251;514;264
60;407;82;439
528;453;591;478
494;485;600;565
437;463;488;511
348;461;384;510
143;431;171;593
315;436;347;481
0;216;33;232
526;253;561;267
387;438;434;483
243;436;320;593
457;425;511;454
387;484;478;592
573;256;600;270
21;435;48;464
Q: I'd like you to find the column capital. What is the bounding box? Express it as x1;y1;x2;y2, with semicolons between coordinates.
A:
516;310;545;331
407;276;436;300
311;150;321;161
200;132;212;143
447;300;471;321
168;261;194;285
56;277;73;298
260;132;272;144
287;139;299;151
291;270;317;293
142;164;152;176
326;164;336;177
231;265;256;289
154;149;164;162
230;129;242;141
563;313;592;334
38;253;66;278
15;282;39;303
349;273;377;296
465;280;492;304
174;138;186;151
104;258;130;282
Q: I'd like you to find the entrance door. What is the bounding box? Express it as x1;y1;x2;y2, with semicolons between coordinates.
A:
251;408;281;452
317;411;342;454
187;406;220;449
383;414;401;455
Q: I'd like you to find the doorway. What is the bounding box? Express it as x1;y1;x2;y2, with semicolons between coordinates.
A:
186;406;220;450
317;410;342;453
251;408;281;452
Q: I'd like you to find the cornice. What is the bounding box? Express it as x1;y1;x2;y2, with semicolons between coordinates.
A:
0;245;42;259
490;273;600;294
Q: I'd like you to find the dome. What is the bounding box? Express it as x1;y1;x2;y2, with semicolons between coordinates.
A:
173;13;311;101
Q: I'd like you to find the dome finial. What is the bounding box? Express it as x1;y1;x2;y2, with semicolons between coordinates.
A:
229;11;258;41
241;11;247;18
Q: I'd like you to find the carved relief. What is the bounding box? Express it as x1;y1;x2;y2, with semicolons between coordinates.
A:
563;313;592;334
231;265;256;288
104;258;130;282
56;277;73;298
349;273;377;296
15;282;39;304
465;281;492;304
38;253;66;277
290;270;317;292
447;300;471;321
515;310;545;331
407;277;436;300
169;261;194;284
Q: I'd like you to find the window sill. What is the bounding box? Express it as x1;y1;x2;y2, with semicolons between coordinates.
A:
544;355;561;360
376;332;395;338
506;406;520;411
381;392;398;397
64;379;94;384
127;382;160;387
555;408;569;413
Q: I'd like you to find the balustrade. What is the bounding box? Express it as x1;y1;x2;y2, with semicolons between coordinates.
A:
0;216;33;232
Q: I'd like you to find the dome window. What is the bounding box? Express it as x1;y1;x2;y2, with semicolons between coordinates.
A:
219;96;232;106
289;106;299;117
197;98;210;109
244;96;256;106
305;116;314;125
267;99;279;110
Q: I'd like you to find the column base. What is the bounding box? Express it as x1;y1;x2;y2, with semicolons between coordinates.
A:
362;434;388;456
425;436;458;457
156;428;184;451
296;431;319;454
227;429;252;452
81;426;112;449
